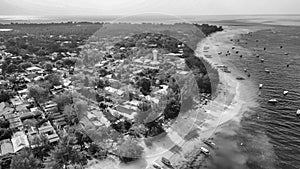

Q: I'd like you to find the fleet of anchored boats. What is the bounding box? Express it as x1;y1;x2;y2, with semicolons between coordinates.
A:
223;35;299;117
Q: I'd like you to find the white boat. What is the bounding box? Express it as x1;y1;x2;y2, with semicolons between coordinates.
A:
265;69;270;73
200;147;210;156
259;84;263;89
268;99;278;103
283;91;289;95
297;109;300;117
261;59;264;63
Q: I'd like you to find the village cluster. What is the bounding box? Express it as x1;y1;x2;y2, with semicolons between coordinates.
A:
0;29;192;167
0;22;222;168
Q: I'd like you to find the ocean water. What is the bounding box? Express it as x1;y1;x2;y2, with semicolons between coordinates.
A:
230;26;300;169
1;14;300;26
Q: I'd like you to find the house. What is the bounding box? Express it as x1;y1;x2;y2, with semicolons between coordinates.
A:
87;112;103;127
27;131;40;148
50;85;64;95
177;70;189;75
5;113;23;130
125;100;141;107
11;131;30;153
38;122;59;143
145;95;159;104
116;105;137;116
33;76;44;82
26;66;43;73
104;87;124;96
163;53;183;57
10;96;23;106
15;104;29;112
107;107;135;120
0;139;14;156
154;85;169;95
43;102;58;114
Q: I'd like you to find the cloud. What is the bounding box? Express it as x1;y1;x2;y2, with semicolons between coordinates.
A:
1;0;299;16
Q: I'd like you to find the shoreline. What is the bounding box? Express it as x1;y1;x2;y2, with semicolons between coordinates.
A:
197;27;259;129
86;27;261;169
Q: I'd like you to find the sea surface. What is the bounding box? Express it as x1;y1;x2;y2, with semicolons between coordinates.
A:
0;14;300;26
210;22;300;169
1;14;300;169
234;25;300;169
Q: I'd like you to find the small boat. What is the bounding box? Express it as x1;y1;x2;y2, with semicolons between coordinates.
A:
284;52;289;55
236;77;246;80
200;147;210;156
259;84;263;89
203;140;216;148
297;109;300;117
244;69;248;72
265;69;270;73
283;91;289;95
261;59;264;63
268;99;278;103
256;54;260;58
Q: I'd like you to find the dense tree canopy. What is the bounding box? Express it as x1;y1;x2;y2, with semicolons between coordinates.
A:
116;138;144;163
10;148;43;169
28;85;48;103
53;92;73;111
49;132;88;169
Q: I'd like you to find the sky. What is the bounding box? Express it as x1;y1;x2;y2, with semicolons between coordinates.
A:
0;0;300;16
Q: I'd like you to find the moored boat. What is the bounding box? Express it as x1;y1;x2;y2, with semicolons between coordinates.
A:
297;109;300;117
268;99;278;103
